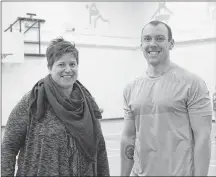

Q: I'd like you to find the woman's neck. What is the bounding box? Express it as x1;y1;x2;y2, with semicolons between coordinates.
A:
58;85;73;99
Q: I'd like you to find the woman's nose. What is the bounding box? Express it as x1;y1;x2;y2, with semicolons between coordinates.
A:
64;65;71;72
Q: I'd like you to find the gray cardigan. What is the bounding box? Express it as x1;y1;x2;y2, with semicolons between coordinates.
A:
1;92;110;176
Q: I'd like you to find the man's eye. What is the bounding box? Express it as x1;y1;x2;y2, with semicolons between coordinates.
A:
156;37;165;42
144;37;151;41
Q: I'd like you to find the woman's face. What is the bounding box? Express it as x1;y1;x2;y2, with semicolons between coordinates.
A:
49;53;78;89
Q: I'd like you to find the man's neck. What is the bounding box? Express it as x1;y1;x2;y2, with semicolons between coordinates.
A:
147;60;172;78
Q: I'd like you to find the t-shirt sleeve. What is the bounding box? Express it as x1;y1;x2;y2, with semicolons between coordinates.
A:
123;83;134;120
186;77;212;140
187;78;212;116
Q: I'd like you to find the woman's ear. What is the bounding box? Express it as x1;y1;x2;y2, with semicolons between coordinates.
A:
169;39;175;50
48;65;52;74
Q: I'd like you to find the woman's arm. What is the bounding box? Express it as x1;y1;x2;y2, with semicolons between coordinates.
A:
1;93;29;176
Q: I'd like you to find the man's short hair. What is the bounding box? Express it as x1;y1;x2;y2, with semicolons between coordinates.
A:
141;20;173;42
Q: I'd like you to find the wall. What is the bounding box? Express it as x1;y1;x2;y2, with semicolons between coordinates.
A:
2;39;216;125
2;2;216;126
2;2;158;126
2;2;158;37
2;2;215;39
2;45;145;126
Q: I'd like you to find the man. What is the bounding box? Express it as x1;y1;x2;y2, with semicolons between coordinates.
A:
120;20;212;176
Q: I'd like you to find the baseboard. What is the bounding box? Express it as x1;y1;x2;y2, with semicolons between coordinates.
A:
100;117;124;122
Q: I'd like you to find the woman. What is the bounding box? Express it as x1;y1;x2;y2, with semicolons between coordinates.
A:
1;37;110;176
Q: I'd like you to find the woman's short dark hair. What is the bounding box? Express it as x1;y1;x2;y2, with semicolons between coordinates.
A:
141;20;173;42
46;37;79;68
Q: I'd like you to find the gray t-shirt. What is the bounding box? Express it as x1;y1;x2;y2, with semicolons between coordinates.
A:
123;63;212;176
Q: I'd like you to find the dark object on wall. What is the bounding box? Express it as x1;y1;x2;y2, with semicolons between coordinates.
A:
151;0;173;23
86;3;109;28
4;13;45;56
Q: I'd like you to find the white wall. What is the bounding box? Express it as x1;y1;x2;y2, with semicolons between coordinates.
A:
2;2;157;125
78;47;145;119
2;39;216;125
2;45;146;126
2;2;158;37
2;2;216;125
167;2;216;40
2;2;215;38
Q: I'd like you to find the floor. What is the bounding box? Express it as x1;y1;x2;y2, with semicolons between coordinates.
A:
1;118;215;176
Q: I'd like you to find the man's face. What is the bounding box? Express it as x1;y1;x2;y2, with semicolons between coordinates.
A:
141;23;174;66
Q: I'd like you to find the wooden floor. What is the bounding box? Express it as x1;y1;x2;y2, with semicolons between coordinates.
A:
1;118;215;176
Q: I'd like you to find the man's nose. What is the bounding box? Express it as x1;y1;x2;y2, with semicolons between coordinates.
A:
149;39;157;47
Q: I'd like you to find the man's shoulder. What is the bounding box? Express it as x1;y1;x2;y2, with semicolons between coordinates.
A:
124;76;145;93
172;63;204;84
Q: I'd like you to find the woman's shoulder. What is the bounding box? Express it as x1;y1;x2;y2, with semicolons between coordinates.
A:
15;91;32;111
7;91;32;126
21;91;32;104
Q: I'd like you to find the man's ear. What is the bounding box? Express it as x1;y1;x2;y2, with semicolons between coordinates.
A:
140;43;144;51
169;39;175;50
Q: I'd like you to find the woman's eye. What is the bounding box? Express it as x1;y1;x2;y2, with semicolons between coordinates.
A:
58;63;64;67
70;63;76;67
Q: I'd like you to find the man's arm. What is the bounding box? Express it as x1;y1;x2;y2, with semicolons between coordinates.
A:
120;118;136;176
187;79;212;176
120;86;136;176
